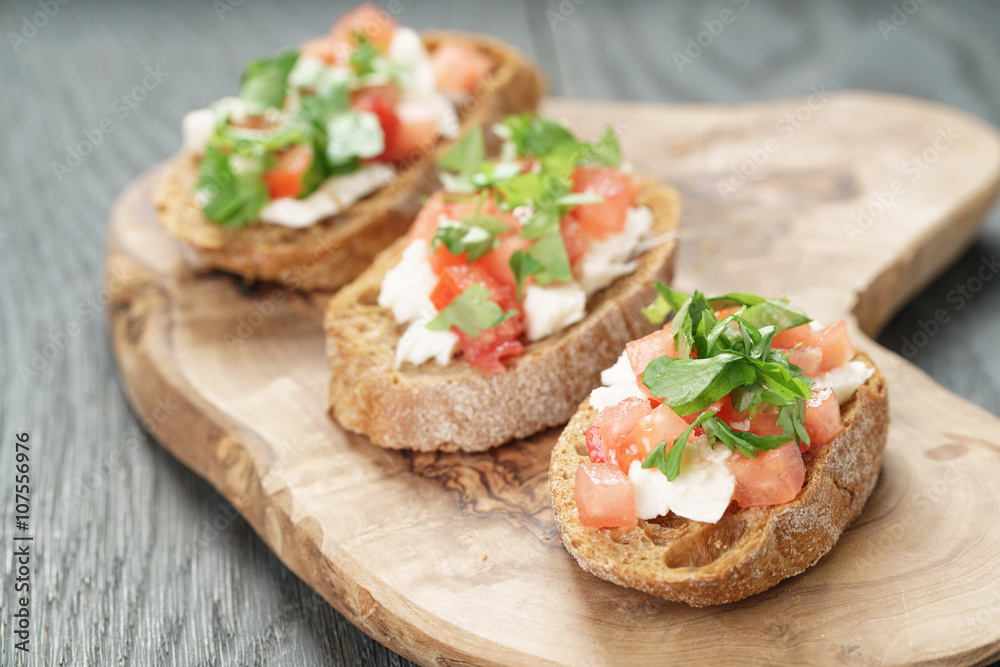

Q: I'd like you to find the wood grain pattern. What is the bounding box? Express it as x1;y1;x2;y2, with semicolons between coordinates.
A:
106;93;1000;666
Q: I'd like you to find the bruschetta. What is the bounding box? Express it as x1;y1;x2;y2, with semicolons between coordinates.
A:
325;114;681;451
549;285;889;605
154;4;542;291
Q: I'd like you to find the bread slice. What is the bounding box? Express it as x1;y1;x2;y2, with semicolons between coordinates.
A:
324;179;681;452
153;31;543;292
548;352;889;606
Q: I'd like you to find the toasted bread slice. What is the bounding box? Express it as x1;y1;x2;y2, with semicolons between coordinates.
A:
154;32;543;291
549;352;889;606
324;179;680;452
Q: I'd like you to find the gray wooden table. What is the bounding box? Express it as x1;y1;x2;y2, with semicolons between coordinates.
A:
2;1;999;665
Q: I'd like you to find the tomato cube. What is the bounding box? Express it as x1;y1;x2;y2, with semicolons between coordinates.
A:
748;412;784;437
771;323;815;350
585;425;607;463
594;397;653;469
332;3;397;54
728;441;804;508
574;462;637;528
784;345;823;378
625;324;678;394
570;167;632;240
814;320;856;372
431;41;493;95
622;404;688;473
804;385;842;446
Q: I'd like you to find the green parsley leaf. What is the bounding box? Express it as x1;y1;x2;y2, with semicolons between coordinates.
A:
642;354;757;416
527;228;573;285
643;411;714;481
196;145;270;228
349;37;380;76
426;284;517;338
240;50;299;115
325;110;384;166
578;126;623;168
509;250;543;300
430;221;496;262
438;126;485;175
740;299;811;333
776;399;811;446
503;113;576;157
702;415;790;459
642;281;690;325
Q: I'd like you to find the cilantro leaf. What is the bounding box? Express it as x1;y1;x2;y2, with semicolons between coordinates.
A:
240;50;299;115
503;113;576;157
438;126;485;175
527;228;573;285
431;221;495;261
196;145;270;228
578;126;622;168
426;284;517;338
509;250;542;300
642;354;757;416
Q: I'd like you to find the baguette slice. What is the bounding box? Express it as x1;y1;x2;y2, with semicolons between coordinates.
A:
154;31;543;292
324;179;681;452
549;352;889;606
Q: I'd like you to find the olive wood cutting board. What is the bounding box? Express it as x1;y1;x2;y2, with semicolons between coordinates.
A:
105;92;1000;666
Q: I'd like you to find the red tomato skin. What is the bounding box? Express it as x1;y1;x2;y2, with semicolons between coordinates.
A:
263;145;314;200
771;323;815;349
352;87;400;163
804;386;842;446
428;244;467;274
626;324;678;387
747;412;783;437
574;462;637;528
331;3;397;54
594;397;653;469
783;345;823;378
430;41;493;95
713;394;749;425
409;192;447;242
586;425;607;463
728;441;805;508
570;167;632;240
621;404;688;473
814;320;857;372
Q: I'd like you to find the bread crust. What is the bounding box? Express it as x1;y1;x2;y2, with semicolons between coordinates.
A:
324;179;681;452
153;31;543;291
548;353;889;606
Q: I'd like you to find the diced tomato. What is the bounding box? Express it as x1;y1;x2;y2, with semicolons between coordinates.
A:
409;192;447;242
331;3;397;55
560;214;589;268
473;232;530;287
574;462;637;528
813;320;856;372
804;386;842;446
747;412;783;437
784;345;823;378
430;41;493;95
300;35;339;65
387;115;438;163
713;394;749;425
620;404;688;473
626;174;644;200
714;306;742;319
352;86;400;163
771;323;815;350
728;441;805;508
570;167;632;240
457;324;524;373
594;397;653;470
263;145;314;200
625;324;678;396
586;425;607;463
431;263;515;311
428;244;468;274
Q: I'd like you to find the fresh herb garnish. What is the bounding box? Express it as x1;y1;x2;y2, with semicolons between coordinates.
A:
196;145;271;228
240;50;299;115
638;287;817;477
426;284;518;338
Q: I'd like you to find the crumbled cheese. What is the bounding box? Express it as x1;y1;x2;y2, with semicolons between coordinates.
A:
395;308;458;367
816;360;874;404
628;437;735;524
578;206;654;295
589;351;645;411
522;283;587;342
378;239;438;323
